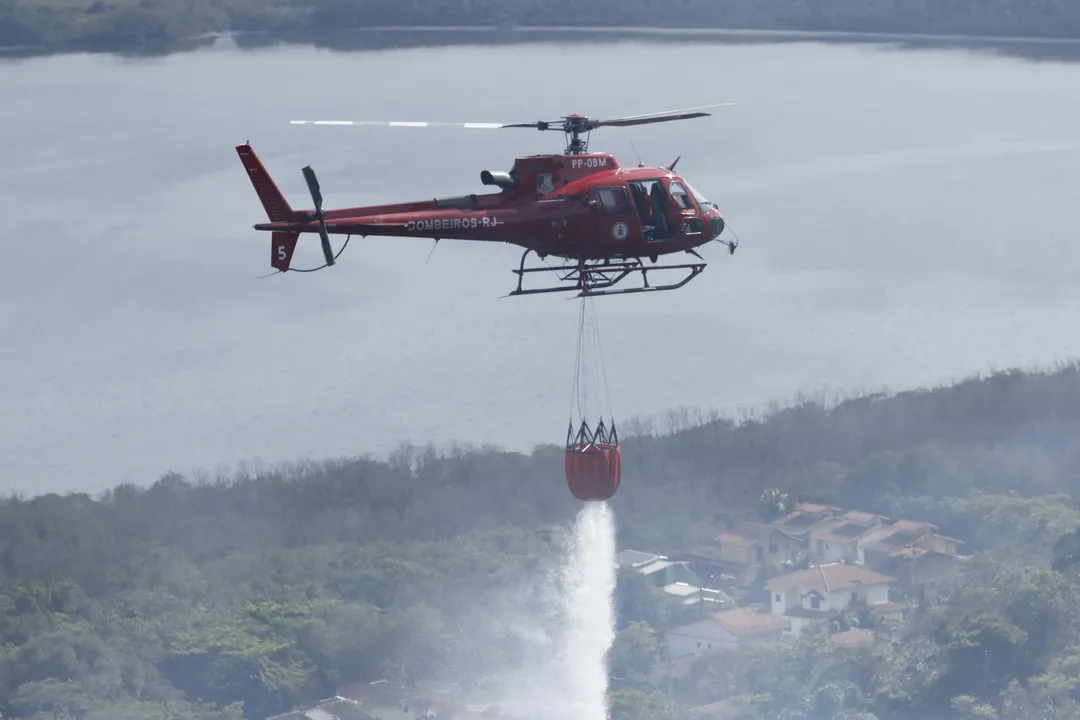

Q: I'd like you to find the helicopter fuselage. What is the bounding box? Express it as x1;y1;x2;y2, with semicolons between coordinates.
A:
249;151;728;268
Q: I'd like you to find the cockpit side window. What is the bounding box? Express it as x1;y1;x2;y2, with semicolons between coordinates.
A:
668;181;695;210
597;187;632;214
681;180;714;210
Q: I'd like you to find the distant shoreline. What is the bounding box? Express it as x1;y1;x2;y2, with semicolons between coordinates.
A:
5;20;1080;59
358;24;1080;45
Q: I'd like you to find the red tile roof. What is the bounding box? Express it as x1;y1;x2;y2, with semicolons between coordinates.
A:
764;563;897;594
714;520;783;547
830;628;874;648
711;607;790;637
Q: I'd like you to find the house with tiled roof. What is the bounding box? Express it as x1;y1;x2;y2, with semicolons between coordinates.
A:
830;628;875;649
266;696;380;720
337;680;416;711
335;681;461;720
807;510;889;564
665;606;790;658
860;519;963;558
715;521;800;565
662;581;735;609
768;502;841;541
764;562;908;635
712;520;801;582
859;520;966;598
614;549;700;587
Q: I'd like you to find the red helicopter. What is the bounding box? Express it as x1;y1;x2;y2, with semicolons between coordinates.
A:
235;104;738;298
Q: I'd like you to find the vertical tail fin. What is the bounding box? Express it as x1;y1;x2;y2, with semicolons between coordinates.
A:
236;144;294;222
272;231;300;272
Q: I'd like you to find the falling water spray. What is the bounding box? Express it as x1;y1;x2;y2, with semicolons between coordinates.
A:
551;501;618;720
479;501;618;720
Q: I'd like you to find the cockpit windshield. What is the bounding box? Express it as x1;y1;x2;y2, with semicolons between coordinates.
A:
680;180;714;210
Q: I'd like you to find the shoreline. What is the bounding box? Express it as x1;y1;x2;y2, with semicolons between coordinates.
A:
5;23;1080;61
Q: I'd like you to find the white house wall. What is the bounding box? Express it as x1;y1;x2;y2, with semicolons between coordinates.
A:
786;615;811;635
769;590;787;615
768;581;895;637
859;584;890;605
666;619;737;658
824;590;854;611
814;540;853;564
823;584;888;611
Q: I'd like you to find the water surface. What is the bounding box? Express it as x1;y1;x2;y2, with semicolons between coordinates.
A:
2;34;1079;493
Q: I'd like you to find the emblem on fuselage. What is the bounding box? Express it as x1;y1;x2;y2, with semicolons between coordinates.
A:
537;173;555;194
612;222;629;240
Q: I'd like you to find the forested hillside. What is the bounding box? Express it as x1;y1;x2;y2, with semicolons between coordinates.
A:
3;0;1080;54
5;363;1080;718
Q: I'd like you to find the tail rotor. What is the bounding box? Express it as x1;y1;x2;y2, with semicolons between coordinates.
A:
302;165;335;267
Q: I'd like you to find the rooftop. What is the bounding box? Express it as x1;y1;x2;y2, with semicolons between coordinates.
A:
338;681;420;710
842;511;888;523
663;582;734;607
860;522;964;554
891;546;966;560
267;697;379;720
893;519;938;532
637;559;678;575
713;520;787;547
810;512;887;544
794;503;840;514
711;607;790;637
830;628;875;648
770;503;840;536
764;563;897;595
615;549;665;568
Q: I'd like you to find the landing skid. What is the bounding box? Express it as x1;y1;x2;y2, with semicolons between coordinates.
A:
506;249;706;298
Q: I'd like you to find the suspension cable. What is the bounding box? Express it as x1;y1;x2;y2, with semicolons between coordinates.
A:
587;297;615;428
255;235;353;278
568;295;615;436
569;297;587;422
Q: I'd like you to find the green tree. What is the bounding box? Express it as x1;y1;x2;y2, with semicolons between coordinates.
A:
609;689;686;720
610;621;662;690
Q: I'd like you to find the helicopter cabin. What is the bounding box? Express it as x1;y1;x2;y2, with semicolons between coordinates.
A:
585;168;712;245
479;152;716;245
624;174;707;244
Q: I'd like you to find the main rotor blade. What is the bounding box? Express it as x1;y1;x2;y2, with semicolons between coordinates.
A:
594;103;735;128
287;104;734;133
290;120;509;129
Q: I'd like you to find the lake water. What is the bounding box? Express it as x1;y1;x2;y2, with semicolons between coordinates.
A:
3;30;1080;495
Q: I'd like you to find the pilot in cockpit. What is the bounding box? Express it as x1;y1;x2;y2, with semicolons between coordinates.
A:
649;182;671;239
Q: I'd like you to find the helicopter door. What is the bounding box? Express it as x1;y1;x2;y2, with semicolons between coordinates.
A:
627;180;675;243
667;180;706;238
592;187;637;251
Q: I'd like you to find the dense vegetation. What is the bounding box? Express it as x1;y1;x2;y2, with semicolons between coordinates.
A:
5;0;1080;55
6;362;1080;718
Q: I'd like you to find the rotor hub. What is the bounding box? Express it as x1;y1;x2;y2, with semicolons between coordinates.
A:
560;115;597;155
